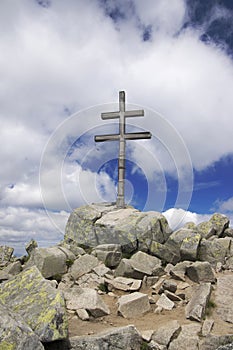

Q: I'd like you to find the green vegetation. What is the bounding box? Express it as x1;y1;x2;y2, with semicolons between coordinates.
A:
206;299;217;316
140;341;150;350
98;283;108;293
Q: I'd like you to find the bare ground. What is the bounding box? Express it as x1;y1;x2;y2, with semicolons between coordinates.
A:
68;271;233;338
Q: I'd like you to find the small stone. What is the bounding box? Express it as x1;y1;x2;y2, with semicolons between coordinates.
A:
162;280;177;293
141;329;154;342
177;282;190;290
156;293;175;310
76;309;90;321
149;296;156;304
164;290;183;302
202;319;214;336
154;306;163;314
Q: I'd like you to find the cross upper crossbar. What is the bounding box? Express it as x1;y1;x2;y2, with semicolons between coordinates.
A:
94;91;151;208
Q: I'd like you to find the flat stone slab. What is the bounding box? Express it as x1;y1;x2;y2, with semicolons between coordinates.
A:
169;324;201;350
215;275;233;323
185;283;212;322
151;320;181;346
65;287;110;317
118;292;150;318
156;293;175;310
70;254;100;280
0;266;68;342
105;276;142;292
70;325;143;350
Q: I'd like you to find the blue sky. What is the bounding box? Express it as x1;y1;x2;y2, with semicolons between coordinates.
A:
0;0;233;255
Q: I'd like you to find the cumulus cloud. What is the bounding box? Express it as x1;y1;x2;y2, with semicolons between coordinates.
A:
0;0;233;246
163;208;211;230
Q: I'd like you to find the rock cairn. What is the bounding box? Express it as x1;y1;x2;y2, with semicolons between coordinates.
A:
0;203;233;349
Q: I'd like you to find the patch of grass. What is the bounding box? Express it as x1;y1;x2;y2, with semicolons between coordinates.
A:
66;258;74;268
140;341;150;350
206;299;217;316
98;283;108;293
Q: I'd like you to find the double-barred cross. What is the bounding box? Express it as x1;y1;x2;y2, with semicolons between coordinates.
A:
95;91;151;208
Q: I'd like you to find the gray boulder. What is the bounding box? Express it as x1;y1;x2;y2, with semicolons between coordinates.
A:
156;293;175;310
150;241;180;264
0;245;14;267
169;261;192;281
215;275;233;323
151;320;181;347
65;286;110;317
25;246;75;279
64;203;171;253
185;283;212;322
0;266;68;342
169;324;201;350
69;325;143;350
180;233;202;261
197;213;229;239
105;276;142;292
70;254;99;281
0;301;44;350
25;238;38;255
3;260;22;275
199;335;233;350
186;261;216;283
165;229;201;262
92;244;122;268
115;251;163;279
118;292;150;318
198;238;229;267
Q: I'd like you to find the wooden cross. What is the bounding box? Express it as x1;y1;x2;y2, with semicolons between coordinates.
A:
95;91;151;208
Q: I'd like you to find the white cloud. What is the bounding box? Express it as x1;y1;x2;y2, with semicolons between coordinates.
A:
163;208;211;230
0;206;69;255
0;0;233;245
214;197;233;213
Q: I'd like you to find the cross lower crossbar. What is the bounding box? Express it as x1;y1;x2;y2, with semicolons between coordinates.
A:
95;132;151;142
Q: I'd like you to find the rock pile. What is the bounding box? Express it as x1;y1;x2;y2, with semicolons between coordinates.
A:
0;203;233;349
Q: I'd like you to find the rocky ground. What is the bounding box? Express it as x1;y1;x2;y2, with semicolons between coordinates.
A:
1;203;233;349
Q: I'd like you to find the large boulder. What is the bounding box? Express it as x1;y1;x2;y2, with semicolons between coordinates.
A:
186;261;216;284
25;246;75;279
91;244;122;268
69;325;143;350
70;254;100;281
0;266;68;342
185;283;212;322
0;245;14;267
64;203;171;253
198;238;230;267
197;213;229;239
0;301;44;350
165;229;201;262
215;275;233;323
64;286;110;317
169;324;201;350
117;292;150;318
115;251;163;279
150;320;181;347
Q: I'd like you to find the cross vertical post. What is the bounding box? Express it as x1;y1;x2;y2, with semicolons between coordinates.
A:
95;91;151;208
118;91;126;208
